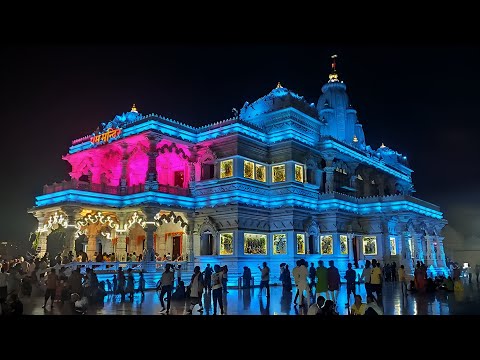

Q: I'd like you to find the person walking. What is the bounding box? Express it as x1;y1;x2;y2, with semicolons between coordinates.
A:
398;264;407;297
293;259;310;307
203;264;213;292
187;266;204;314
344;262;356;306
258;262;271;298
137;271;145;297
159;263;174;315
327;260;341;305
43;268;58;309
315;260;329;301
211;264;225;315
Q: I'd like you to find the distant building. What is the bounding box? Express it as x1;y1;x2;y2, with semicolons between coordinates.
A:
29;59;448;282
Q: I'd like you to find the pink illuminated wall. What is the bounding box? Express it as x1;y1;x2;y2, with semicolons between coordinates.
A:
64;134;192;188
156;140;191;188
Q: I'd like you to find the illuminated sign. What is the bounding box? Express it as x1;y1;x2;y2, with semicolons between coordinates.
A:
90;128;122;145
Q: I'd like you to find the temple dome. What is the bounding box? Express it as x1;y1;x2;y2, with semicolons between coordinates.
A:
239;82;318;121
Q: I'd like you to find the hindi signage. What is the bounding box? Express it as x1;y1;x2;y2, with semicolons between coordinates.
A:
90;128;122;145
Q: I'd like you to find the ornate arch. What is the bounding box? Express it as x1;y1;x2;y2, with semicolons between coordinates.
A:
154;211;189;231
197;216;218;237
38;210;69;234
304;218;319;236
157;143;189;160
332;159;349;174
197;147;217;164
76;211;119;237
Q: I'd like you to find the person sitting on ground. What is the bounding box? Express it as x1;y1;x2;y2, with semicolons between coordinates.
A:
364;295;383;315
307;295;325;315
349;294;367;315
321;300;339;316
171;280;186;300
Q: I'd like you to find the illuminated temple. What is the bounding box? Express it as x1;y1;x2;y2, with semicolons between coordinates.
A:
29;59;448;283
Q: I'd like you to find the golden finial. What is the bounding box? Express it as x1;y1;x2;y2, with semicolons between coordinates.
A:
131;104;138;113
380;143;386;148
328;54;339;83
276;82;283;89
353;135;358;143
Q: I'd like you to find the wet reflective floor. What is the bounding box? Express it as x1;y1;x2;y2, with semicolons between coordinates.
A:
21;280;480;315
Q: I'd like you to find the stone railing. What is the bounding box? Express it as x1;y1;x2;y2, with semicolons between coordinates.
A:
55;260;194;274
318;192;440;212
43;180;190;197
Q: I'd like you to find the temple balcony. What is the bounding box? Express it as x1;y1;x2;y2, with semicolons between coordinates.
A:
42;179;190;197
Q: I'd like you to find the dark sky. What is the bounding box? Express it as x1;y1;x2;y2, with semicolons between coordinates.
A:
1;44;480;253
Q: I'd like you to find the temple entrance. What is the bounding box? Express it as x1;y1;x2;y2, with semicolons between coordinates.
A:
308;235;315;254
200;231;214;255
172;236;181;260
46;230;67;263
174;171;184;187
75;235;87;255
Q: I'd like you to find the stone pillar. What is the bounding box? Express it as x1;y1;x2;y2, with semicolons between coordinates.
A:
144;134;160;191
414;233;425;263
324;167;335;193
436;236;447;268
188;162;196;189
401;232;414;277
144;223;157;272
116;233;127;261
37;232;49;258
347;233;355;265
86;233;97;260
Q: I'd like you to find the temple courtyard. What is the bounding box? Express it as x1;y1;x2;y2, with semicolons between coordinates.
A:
19;280;480;315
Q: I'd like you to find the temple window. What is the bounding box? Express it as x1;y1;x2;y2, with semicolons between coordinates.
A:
273;234;287;255
244;160;254;180
201;163;215;180
219;233;234;255
340;235;348;255
272;164;286;183
363;236;377;255
306;169;315;184
79;174;90;182
220;159;233;179
174;170;184;187
390;237;397;255
244;233;267;255
295;164;304;183
296;234;305;254
320;235;333;255
255;164;266;182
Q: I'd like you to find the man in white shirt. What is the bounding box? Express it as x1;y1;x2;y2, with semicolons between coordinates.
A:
365;294;383;315
360;260;372;298
292;259;310;307
307;295;325;315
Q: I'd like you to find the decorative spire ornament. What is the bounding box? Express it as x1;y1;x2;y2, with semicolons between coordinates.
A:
328;54;339;83
276;82;283;89
131;104;138;113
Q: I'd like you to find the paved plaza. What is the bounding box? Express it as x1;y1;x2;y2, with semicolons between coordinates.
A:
18;279;480;315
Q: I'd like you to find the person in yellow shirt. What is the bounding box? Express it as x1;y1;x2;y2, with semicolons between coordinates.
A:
349;295;367;315
398;264;407;296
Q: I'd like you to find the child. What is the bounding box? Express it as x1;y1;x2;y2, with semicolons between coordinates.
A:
106;279;113;293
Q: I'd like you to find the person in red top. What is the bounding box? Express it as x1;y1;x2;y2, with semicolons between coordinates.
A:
43;268;58;309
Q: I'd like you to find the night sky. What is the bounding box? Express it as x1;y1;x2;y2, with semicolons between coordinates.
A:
1;44;480;254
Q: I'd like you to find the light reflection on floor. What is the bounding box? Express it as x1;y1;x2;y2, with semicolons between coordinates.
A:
21;280;480;315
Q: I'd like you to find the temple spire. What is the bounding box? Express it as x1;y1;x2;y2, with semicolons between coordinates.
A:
328;54;339;83
131;104;138;113
276;81;283;89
